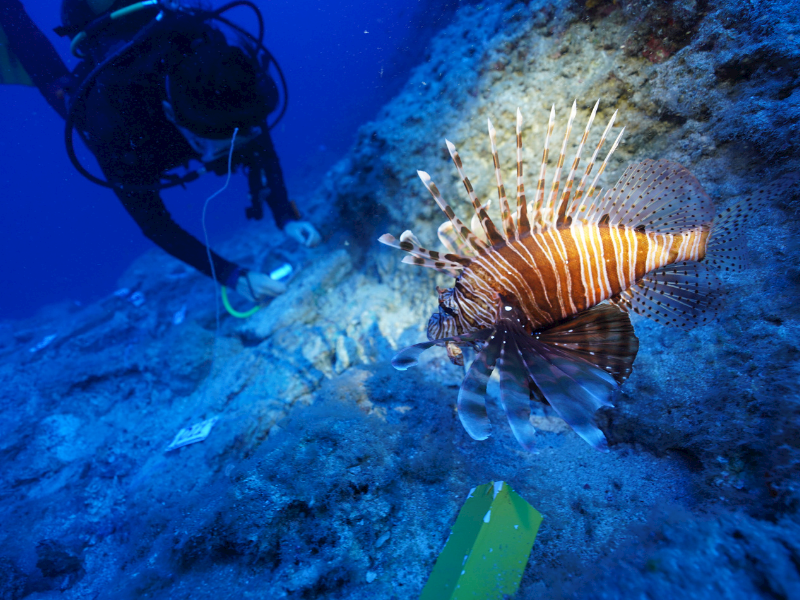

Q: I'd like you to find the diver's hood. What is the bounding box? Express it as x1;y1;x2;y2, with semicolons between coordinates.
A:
165;28;279;141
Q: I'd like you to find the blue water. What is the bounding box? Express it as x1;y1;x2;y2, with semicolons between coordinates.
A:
0;0;457;320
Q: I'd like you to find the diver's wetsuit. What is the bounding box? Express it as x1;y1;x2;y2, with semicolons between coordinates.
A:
0;0;297;286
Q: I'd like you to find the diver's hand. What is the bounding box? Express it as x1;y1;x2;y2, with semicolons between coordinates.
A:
285;220;321;247
235;271;286;302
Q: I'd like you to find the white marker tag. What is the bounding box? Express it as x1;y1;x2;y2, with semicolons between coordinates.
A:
29;334;57;353
165;417;219;452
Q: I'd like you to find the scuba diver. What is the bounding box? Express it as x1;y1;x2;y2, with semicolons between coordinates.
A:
0;0;321;303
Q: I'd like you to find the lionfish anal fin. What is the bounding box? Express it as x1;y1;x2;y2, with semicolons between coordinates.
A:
610;261;723;329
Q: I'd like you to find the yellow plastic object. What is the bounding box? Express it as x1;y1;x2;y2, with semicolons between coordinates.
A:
420;481;542;600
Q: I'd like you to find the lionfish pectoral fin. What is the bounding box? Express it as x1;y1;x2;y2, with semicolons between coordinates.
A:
457;329;502;441
390;329;493;371
497;330;538;451
611;261;724;329
518;339;617;451
513;303;642;450
391;340;439;371
538;303;639;384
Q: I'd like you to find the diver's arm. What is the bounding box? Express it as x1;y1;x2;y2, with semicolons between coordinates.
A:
117;188;241;286
245;130;298;229
244;132;320;246
0;0;70;118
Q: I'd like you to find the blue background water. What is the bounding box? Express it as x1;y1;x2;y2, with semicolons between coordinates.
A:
0;0;455;320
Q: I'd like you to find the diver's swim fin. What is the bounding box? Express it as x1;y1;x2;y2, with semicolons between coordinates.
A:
0;23;33;86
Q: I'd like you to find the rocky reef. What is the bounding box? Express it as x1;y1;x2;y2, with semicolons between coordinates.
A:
2;0;799;598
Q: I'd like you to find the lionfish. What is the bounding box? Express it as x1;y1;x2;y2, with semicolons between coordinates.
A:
379;101;751;451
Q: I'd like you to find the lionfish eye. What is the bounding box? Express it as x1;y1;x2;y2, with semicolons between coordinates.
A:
439;302;457;318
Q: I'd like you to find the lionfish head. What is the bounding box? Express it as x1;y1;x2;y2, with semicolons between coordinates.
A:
426;286;459;341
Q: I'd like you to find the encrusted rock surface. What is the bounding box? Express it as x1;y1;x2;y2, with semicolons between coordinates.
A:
1;0;799;598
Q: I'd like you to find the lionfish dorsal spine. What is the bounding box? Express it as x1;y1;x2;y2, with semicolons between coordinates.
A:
445;139;504;247
416;170;486;253
534;105;556;224
515;107;531;238
377;233;466;274
556;99;599;226
567;109;618;222
487;118;515;242
399;229;422;247
584;126;626;223
545;100;577;222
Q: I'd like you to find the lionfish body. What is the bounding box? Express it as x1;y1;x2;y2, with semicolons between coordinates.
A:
444;221;711;335
380;101;752;451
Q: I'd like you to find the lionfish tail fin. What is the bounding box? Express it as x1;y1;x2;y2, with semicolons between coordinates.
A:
706;174;799;272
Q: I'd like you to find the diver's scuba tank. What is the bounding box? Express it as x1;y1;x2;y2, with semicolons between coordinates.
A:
57;0;289;192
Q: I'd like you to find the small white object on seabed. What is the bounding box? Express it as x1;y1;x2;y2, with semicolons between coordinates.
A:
165;417;220;452
173;304;187;325
29;334;57;353
129;291;146;307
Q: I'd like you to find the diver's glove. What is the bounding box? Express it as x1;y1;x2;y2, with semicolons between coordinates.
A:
285;220;321;247
234;270;286;302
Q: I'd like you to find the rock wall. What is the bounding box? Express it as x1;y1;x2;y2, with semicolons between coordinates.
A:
1;0;799;599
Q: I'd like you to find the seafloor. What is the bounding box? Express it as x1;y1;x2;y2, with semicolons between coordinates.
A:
2;0;800;598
